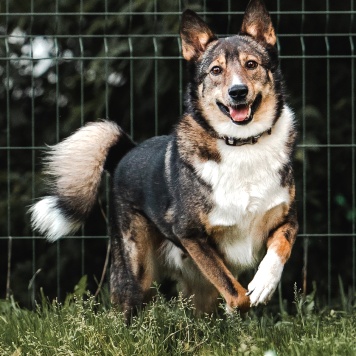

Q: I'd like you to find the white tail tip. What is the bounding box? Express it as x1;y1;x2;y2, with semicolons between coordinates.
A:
30;196;81;241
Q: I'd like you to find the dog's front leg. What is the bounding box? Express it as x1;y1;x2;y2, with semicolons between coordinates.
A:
247;217;298;307
180;237;250;312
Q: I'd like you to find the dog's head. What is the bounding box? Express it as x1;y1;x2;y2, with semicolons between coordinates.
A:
180;0;283;139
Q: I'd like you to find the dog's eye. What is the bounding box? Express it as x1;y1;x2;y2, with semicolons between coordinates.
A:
245;60;258;70
210;66;223;75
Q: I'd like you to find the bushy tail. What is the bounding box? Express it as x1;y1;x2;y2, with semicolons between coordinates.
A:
29;120;135;241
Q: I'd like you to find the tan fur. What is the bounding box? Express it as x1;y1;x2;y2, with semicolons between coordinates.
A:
267;228;293;265
177;114;221;163
45;120;121;215
180;238;250;312
123;214;163;293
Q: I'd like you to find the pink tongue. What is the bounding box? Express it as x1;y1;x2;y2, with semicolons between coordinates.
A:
229;106;249;122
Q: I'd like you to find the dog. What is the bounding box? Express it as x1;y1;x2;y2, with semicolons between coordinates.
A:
30;0;298;318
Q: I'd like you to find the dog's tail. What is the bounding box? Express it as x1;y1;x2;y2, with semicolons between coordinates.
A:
29;120;135;241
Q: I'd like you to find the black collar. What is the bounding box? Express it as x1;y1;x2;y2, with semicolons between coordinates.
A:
221;128;272;146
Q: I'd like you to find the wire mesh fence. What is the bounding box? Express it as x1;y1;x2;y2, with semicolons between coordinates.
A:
0;0;355;308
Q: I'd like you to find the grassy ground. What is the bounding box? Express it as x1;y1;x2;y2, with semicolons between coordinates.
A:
1;283;355;355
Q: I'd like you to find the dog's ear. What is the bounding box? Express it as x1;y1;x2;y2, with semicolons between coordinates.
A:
180;10;217;61
240;0;276;46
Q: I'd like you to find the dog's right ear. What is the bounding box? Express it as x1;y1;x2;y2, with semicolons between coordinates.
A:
240;0;276;46
180;10;217;61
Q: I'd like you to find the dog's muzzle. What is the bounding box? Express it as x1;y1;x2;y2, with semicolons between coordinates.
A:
216;93;262;126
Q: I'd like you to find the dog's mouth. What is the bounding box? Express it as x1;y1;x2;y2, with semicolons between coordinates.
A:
216;94;262;126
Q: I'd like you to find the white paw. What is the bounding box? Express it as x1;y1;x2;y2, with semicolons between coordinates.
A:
247;251;284;307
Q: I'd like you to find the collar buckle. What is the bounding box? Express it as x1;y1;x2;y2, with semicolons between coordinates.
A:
225;137;237;146
251;135;259;144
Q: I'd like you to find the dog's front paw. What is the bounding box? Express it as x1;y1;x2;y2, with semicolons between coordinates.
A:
247;251;284;307
225;286;251;314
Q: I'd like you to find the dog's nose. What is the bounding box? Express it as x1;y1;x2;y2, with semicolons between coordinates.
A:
228;85;248;101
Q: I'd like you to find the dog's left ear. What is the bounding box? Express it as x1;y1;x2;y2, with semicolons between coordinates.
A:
240;0;276;46
180;10;217;61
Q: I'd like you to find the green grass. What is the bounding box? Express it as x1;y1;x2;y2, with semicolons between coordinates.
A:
0;283;355;355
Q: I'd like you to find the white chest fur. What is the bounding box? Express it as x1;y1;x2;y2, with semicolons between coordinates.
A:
202;140;290;226
194;107;294;269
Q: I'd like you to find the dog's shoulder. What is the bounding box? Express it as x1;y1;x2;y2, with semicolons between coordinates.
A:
175;113;221;164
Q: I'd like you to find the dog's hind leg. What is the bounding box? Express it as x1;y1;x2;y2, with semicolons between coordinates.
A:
110;208;158;320
179;276;219;315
